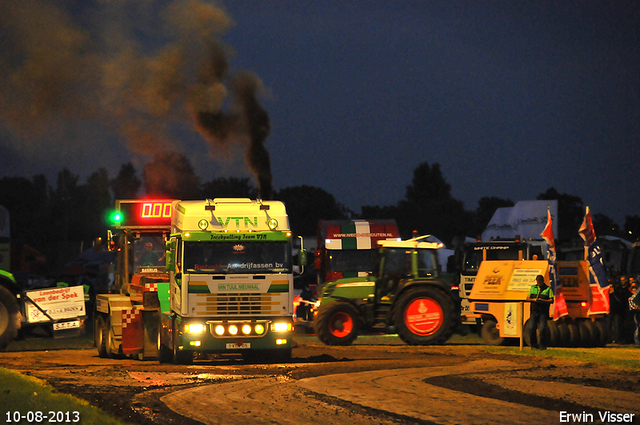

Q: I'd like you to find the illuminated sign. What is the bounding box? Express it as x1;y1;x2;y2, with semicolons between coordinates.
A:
115;200;175;228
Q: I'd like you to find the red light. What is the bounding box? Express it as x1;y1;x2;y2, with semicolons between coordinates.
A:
115;200;175;228
141;202;172;219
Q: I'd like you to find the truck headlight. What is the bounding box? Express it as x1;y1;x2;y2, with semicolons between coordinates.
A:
271;322;292;332
185;324;205;334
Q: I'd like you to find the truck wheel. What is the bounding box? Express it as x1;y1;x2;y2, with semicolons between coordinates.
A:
0;286;20;351
104;316;122;359
157;318;172;364
480;319;503;345
315;302;360;346
171;318;192;364
94;314;108;358
392;287;455;345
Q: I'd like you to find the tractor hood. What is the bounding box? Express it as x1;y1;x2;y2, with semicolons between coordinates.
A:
319;276;376;305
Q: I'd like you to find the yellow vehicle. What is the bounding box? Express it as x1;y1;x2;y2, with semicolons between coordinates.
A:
469;259;607;347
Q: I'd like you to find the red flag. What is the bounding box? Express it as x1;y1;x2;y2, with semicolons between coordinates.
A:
541;208;556;251
540;208;567;320
579;206;610;315
579;206;596;247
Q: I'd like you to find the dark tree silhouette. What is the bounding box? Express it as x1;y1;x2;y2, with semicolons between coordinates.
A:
275;185;347;236
398;161;471;244
111;162;141;200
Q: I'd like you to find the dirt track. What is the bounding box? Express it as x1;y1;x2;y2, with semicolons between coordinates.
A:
1;334;640;424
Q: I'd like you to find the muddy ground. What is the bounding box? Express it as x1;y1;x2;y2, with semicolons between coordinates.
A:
1;331;640;424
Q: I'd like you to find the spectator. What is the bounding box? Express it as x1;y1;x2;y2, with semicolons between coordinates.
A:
526;274;554;350
629;278;640;348
608;275;626;343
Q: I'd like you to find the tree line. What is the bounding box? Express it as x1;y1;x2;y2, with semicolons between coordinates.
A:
1;152;638;275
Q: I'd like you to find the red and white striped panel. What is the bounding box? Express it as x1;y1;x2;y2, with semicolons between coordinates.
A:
121;310;140;328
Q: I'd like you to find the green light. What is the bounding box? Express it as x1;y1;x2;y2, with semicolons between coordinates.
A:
108;210;122;224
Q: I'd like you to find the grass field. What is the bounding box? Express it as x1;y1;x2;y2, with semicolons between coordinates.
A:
0;368;128;425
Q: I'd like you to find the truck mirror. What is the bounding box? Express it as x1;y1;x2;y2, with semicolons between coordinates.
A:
299;249;308;267
166;250;174;272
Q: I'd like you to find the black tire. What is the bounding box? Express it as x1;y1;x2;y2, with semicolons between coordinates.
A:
0;285;20;351
480;319;504;345
315;302;361;346
157;317;172;364
566;321;580;347
104;316;120;358
392;287;455;345
556;321;569;347
94;313;108;358
171;318;192;364
593;320;607;347
580;320;598;347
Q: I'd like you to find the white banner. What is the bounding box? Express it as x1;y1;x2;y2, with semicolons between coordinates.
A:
25;286;86;323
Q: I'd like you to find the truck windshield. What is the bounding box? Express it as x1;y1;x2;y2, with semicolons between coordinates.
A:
132;234;166;272
327;249;377;273
183;241;292;274
461;244;524;274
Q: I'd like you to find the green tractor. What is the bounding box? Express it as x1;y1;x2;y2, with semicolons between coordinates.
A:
314;236;460;346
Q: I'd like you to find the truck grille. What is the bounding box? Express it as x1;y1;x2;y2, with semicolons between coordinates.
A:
195;293;281;315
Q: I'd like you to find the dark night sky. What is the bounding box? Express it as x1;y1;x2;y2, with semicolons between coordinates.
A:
1;1;638;226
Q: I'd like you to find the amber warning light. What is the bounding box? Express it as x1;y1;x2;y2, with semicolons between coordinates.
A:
115;200;174;227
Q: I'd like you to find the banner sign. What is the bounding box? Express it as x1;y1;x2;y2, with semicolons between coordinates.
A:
25;286;86;323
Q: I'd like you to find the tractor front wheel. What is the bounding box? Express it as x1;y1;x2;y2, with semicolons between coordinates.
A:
315;302;361;346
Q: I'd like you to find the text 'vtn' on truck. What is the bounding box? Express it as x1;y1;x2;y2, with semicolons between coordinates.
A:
314;235;460;346
95;198;303;364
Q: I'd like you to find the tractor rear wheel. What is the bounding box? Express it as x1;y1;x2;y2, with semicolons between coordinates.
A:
392;287;455;345
315;302;361;346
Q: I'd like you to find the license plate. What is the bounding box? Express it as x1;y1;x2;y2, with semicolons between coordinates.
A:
226;342;250;349
54;320;80;331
